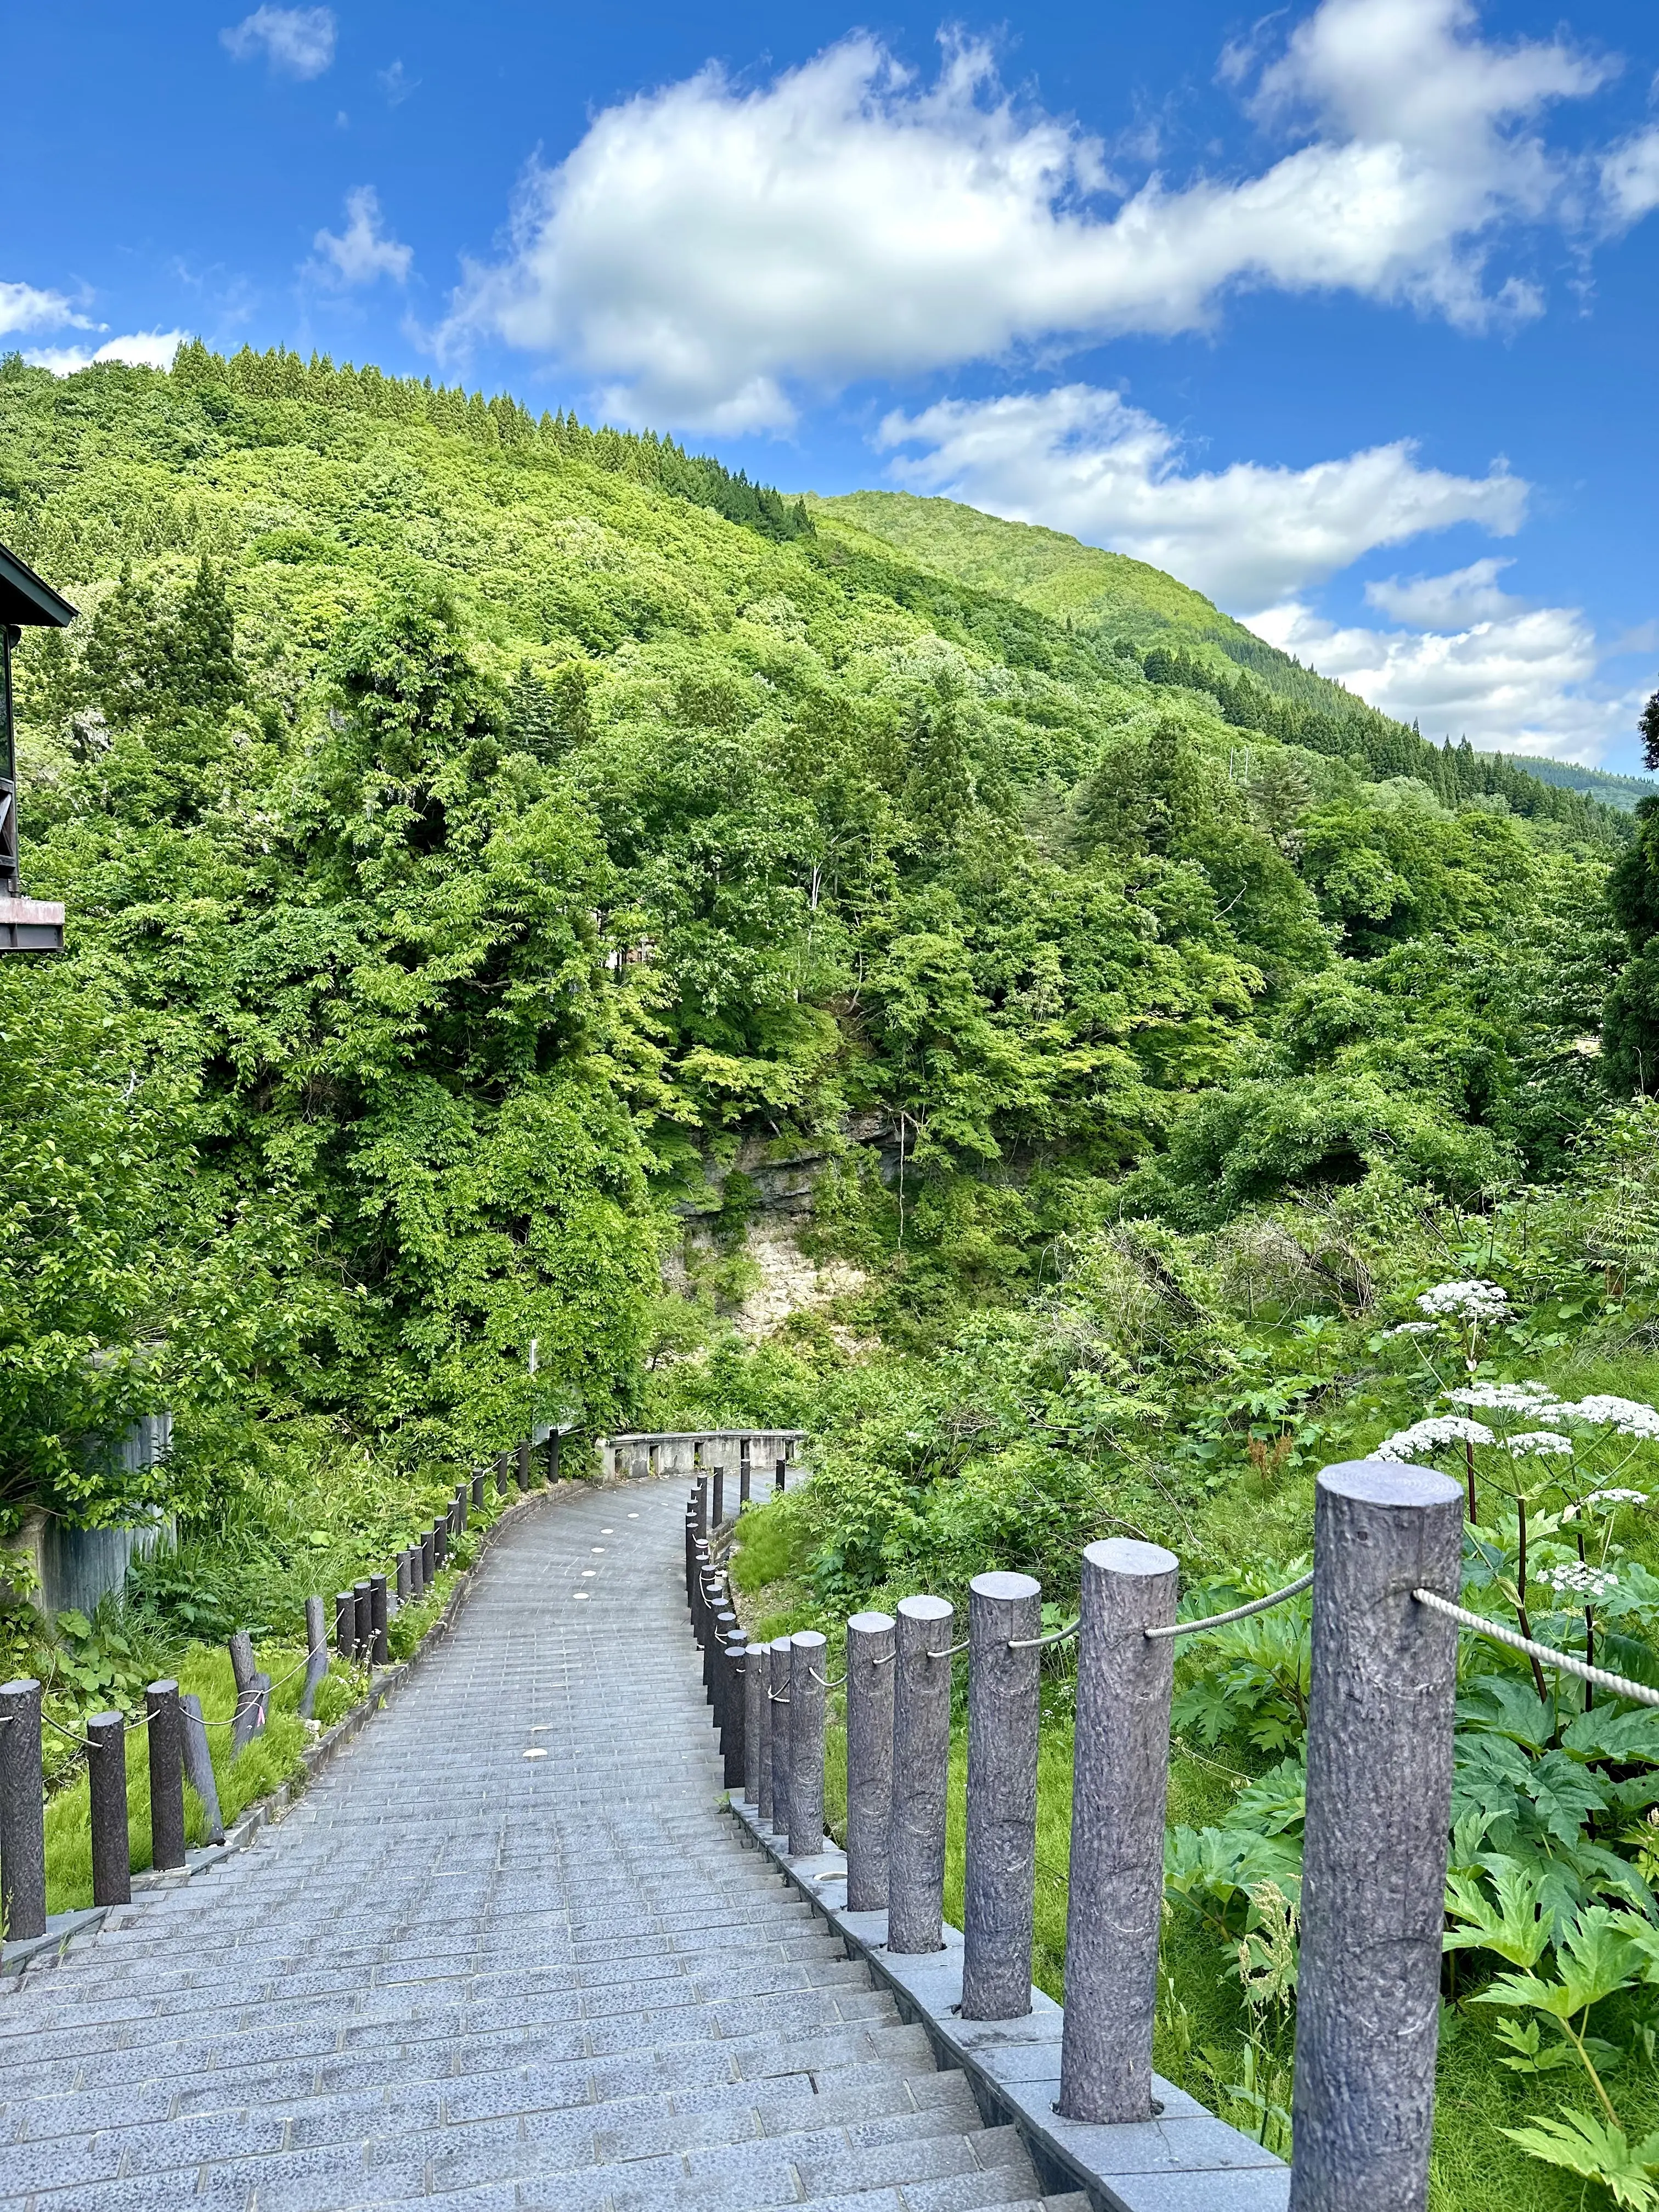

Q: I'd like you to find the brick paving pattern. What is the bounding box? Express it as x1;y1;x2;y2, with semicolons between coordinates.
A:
0;1478;1089;2211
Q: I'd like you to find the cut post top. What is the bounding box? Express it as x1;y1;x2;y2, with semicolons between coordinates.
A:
849;1609;896;1634
1083;1536;1179;1579
791;1629;827;1653
970;1570;1040;1603
897;1594;954;1624
1316;1458;1464;1510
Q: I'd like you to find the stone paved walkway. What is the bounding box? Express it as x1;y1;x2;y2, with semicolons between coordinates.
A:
0;1477;1088;2211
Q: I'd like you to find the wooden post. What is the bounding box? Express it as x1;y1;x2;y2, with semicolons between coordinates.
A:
179;1692;225;1844
146;1679;187;1872
1058;1540;1178;2120
87;1711;131;1905
300;1596;329;1720
845;1611;896;1910
0;1678;46;1938
788;1633;827;1855
1290;1462;1463;2212
888;1597;953;1954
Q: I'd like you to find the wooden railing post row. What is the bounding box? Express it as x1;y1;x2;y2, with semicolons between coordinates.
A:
845;1612;895;1910
87;1711;131;1905
888;1595;953;1953
145;1679;187;1872
788;1632;827;1856
0;1677;47;1938
1288;1460;1463;2212
1057;1538;1178;2121
961;1572;1042;2021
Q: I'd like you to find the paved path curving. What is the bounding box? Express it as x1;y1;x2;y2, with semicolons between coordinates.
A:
0;1479;1087;2212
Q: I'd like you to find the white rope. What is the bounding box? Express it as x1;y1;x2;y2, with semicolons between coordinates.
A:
1412;1587;1659;1707
1146;1572;1314;1641
1008;1618;1079;1651
924;1638;970;1661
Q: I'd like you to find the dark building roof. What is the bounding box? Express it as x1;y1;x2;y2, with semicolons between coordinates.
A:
0;542;77;628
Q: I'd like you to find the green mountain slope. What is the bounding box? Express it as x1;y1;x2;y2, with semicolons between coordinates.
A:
817;490;1649;811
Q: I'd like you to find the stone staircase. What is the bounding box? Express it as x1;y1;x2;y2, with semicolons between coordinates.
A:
0;1480;1090;2211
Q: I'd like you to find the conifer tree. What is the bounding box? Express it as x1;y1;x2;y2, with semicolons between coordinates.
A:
167;555;243;716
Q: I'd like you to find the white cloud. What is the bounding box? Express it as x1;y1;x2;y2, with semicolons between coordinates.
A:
22;331;185;376
379;60;417;107
1602;127;1659;223
877;385;1526;612
441;0;1628;427
221;6;336;80
309;188;413;287
0;281;92;339
1364;556;1517;625
1249;577;1640;762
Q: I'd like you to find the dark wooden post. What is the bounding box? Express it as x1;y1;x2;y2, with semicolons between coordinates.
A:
145;1680;187;1872
87;1711;132;1905
0;1678;46;1937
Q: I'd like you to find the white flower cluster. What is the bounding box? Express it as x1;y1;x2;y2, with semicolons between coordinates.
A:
1541;1561;1620;1600
1374;1416;1495;1462
1563;1486;1649;1521
1446;1382;1558;1412
1553;1396;1659;1439
1384;1321;1439;1339
1505;1431;1575;1458
1416;1280;1512;1323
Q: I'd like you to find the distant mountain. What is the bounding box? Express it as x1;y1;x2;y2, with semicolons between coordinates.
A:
813;492;1622;838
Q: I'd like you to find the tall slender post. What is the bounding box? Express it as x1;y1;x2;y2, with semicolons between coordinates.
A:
962;1572;1042;2019
723;1633;749;1790
432;1517;448;1569
845;1611;896;1910
495;1449;511;1496
696;1476;709;1537
710;1607;737;1718
888;1595;954;1953
471;1469;485;1510
754;1644;774;1825
775;1456;786;1495
712;1466;725;1531
300;1595;329;1719
396;1551;411;1604
421;1527;436;1584
1058;1540;1178;2120
769;1639;793;1839
353;1582;373;1660
788;1633;827;1855
454;1481;469;1533
87;1711;132;1906
146;1679;187;1873
740;1457;751;1510
517;1437;531;1491
335;1590;354;1659
179;1692;224;1845
369;1574;390;1666
744;1642;766;1805
1289;1461;1463;2212
0;1678;46;1938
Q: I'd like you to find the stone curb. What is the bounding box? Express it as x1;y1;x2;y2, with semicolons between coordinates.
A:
727;1797;1290;2212
2;1476;598;1980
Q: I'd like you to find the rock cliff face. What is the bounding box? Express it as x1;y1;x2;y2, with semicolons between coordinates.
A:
667;1132;871;1342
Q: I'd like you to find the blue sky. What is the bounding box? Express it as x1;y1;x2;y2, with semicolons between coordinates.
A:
4;0;1656;765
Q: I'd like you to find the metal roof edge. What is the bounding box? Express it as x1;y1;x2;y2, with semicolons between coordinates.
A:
0;541;77;627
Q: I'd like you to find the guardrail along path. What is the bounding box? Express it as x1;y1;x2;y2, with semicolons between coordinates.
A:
0;1481;1086;2212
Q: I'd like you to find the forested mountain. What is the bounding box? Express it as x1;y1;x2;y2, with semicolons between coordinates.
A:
0;342;1644;1539
820;490;1621;825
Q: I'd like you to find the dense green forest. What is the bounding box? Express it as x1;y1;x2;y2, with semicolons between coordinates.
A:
9;342;1659;2205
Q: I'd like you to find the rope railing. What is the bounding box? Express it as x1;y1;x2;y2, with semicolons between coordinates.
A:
686;1459;1656;2202
1412;1586;1659;1707
1144;1570;1314;1641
